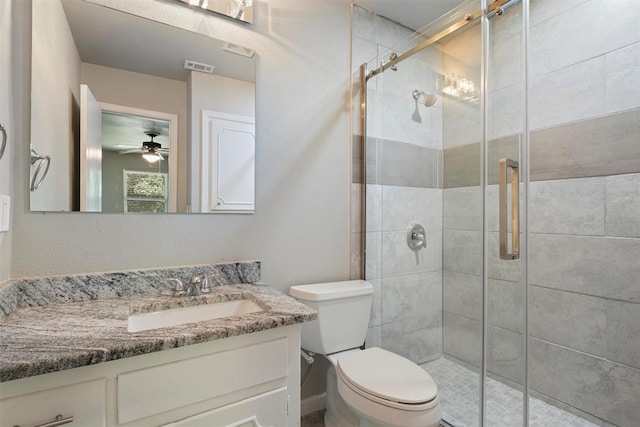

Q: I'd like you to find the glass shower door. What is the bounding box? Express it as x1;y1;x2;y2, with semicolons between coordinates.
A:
358;0;529;425
483;1;527;425
361;14;451;376
440;7;484;427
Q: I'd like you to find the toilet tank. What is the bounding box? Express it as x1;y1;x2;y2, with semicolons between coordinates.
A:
289;280;374;355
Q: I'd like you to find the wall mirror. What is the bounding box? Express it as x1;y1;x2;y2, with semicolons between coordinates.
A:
30;0;256;214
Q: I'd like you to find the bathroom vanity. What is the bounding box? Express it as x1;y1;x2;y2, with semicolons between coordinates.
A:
0;262;316;427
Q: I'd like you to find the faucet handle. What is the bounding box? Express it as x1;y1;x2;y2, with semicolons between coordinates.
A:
201;274;219;294
168;278;185;292
160;278;185;296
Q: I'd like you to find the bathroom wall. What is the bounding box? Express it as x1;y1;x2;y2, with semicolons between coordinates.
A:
11;0;352;291
0;0;14;284
29;0;81;212
442;1;640;425
528;1;640;424
352;6;443;365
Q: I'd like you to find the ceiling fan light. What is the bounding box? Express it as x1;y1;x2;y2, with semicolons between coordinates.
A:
142;151;162;163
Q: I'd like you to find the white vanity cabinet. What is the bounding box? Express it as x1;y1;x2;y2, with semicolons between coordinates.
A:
0;325;301;427
164;388;288;427
0;378;107;427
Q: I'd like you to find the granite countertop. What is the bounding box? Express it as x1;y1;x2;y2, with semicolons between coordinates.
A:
0;262;317;383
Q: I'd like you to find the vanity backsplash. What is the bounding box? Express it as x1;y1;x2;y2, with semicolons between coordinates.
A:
0;260;261;319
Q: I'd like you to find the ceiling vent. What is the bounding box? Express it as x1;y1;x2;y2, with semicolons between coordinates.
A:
223;42;256;58
184;60;215;74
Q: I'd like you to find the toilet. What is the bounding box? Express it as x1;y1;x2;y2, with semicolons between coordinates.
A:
289;280;441;427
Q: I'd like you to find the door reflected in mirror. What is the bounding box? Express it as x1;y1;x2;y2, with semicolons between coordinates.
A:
30;0;256;214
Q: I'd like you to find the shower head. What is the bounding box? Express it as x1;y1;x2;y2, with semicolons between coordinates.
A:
422;93;437;107
412;90;437;107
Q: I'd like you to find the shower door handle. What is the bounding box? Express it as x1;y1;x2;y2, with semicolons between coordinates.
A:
499;158;519;260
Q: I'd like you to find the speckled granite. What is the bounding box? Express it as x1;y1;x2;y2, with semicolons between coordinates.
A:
0;261;261;318
0;262;317;383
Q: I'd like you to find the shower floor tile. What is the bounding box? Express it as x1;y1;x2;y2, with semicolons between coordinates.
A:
421;357;599;427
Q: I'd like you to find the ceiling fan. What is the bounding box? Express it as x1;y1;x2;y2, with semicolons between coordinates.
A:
118;131;169;163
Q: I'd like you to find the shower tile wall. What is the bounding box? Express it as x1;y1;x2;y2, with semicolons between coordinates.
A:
351;5;444;364
442;1;640;425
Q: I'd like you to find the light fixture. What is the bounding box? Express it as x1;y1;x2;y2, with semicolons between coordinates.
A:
142;132;164;163
142;149;163;164
176;0;254;23
442;72;479;102
228;0;252;20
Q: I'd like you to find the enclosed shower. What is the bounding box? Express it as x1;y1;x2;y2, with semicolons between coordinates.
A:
351;0;640;426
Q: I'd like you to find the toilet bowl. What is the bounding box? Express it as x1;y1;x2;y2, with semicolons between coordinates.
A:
329;347;441;427
289;281;441;427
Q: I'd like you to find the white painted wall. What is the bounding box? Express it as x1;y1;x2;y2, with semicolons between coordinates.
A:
188;72;255;212
190;73;255;118
11;0;352;291
0;0;13;284
29;0;81;211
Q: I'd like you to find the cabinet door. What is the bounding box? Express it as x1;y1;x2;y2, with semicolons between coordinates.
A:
118;338;288;424
164;387;288;427
0;378;106;427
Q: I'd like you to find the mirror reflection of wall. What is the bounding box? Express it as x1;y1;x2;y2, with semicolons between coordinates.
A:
30;0;256;214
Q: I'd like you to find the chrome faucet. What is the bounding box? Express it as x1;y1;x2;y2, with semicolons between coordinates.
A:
185;276;202;296
165;274;217;297
166;277;201;297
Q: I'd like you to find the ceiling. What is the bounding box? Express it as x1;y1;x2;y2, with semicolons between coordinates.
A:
101;112;170;153
354;0;466;31
61;0;256;83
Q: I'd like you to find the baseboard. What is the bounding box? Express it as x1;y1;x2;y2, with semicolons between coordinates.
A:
301;392;326;416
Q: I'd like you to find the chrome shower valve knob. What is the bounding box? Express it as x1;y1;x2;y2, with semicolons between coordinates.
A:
407;223;427;251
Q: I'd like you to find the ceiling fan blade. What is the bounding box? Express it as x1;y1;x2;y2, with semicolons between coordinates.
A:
118;148;143;154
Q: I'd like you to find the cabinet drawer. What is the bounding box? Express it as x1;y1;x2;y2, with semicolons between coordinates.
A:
118;338;288;424
0;378;106;427
163;387;288;427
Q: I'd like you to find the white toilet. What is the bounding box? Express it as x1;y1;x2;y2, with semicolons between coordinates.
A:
290;280;441;427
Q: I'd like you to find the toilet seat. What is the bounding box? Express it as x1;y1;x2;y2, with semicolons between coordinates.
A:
336;347;438;410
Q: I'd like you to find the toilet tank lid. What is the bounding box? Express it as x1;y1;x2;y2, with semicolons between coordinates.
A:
289;280;373;301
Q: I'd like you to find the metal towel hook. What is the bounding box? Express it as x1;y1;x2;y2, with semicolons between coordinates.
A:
0;123;6;160
30;148;51;191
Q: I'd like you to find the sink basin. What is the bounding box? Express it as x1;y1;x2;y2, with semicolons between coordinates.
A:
128;299;264;332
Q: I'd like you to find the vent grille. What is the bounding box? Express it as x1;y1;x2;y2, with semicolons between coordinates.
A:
184;60;215;74
223;42;256;58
